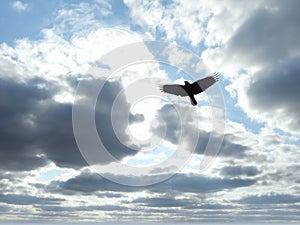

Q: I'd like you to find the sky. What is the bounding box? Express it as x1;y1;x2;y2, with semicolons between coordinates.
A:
0;0;300;224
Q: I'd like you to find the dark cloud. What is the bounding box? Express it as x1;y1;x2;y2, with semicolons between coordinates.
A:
96;192;124;198
152;104;249;158
186;203;235;210
0;76;141;171
0;205;12;212
156;173;256;194
129;198;234;211
227;1;300;65
152;104;184;144
34;101;87;168
246;58;300;132
0;77;87;170
129;113;145;124
44;172;142;194
0;194;63;205
189;132;250;159
221;165;260;177
0;78;51;171
94;80;138;161
37;204;128;212
237;193;300;205
130;197;193;208
224;0;300;133
44;171;256;195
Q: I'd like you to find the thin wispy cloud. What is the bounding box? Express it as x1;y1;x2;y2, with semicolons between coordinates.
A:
11;1;28;12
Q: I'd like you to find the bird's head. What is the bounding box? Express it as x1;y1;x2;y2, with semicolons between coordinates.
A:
184;81;190;85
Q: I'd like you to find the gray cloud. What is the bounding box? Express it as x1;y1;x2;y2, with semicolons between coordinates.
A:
152;104;184;144
262;165;300;184
34;101;87;169
94;79;139;161
222;0;300;133
44;172;142;194
44;171;256;195
187;203;235;210
246;58;300;132
129;113;145;124
37;204;128;212
221;165;260;177
156;173;256;194
0;194;63;205
0;78;51;171
152;104;249;158
129;197;234;210
227;1;300;66
0;77;87;170
130;197;193;208
237;193;300;205
192;132;250;159
0;76;141;171
0;205;12;213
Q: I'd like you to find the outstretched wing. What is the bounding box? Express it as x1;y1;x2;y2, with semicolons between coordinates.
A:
160;84;188;96
190;72;219;94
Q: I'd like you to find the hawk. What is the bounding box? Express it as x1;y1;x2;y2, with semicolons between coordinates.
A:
160;72;220;105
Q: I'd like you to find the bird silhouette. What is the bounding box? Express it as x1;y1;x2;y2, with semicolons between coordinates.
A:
160;72;220;106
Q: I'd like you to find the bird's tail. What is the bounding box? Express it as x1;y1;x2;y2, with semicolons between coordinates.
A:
189;95;197;106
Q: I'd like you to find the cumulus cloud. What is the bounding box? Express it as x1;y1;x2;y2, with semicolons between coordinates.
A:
0;78;51;171
0;74;147;170
240;58;300;133
201;0;300;134
0;4;151;171
225;1;300;66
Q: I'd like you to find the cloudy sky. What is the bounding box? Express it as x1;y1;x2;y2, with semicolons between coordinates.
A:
1;0;300;224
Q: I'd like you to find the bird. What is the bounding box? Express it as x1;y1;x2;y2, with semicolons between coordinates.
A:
160;72;220;106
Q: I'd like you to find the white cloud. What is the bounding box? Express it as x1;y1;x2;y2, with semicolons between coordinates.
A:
124;0;211;46
0;27;144;104
11;1;29;12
